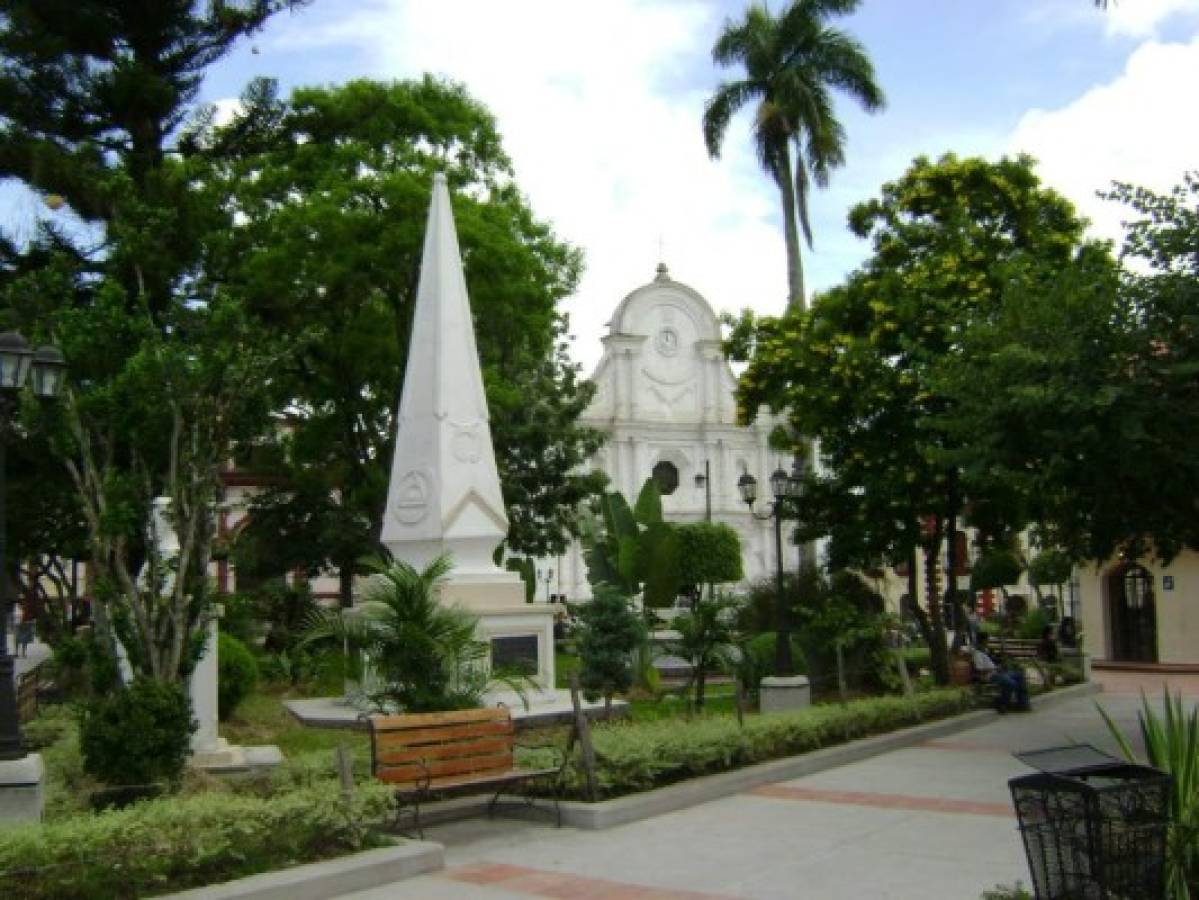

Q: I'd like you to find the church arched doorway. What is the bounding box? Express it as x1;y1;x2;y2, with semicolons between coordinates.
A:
1106;563;1158;663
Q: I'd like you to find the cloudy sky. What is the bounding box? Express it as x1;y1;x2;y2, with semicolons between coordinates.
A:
13;1;1199;373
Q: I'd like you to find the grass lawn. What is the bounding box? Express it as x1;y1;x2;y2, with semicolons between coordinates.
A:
220;687;368;760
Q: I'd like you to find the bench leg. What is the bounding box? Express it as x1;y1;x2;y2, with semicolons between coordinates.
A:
393;793;425;840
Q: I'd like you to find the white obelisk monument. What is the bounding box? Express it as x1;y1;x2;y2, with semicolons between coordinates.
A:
381;173;555;689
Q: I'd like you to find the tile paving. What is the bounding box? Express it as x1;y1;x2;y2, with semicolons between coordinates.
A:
339;671;1199;900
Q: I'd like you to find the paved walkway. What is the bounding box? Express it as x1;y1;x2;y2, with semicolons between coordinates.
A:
340;671;1198;900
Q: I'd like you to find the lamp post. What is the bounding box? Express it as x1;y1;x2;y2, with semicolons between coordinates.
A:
738;464;802;677
693;459;712;523
542;567;553;604
0;331;67;761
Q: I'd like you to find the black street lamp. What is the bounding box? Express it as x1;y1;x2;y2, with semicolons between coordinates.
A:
0;331;67;761
739;464;803;677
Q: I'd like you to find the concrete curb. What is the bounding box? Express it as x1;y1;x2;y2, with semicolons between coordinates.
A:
557;681;1103;830
155;840;444;900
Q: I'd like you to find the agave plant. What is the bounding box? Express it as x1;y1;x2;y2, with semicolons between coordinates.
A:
1099;690;1199;899
302;554;493;713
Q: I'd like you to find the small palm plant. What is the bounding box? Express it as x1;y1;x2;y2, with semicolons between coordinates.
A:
669;593;740;711
303;554;491;712
1099;690;1199;899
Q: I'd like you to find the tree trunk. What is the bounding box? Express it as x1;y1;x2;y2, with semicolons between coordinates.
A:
923;530;950;685
773;142;806;311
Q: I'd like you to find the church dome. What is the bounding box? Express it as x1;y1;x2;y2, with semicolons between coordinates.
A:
606;263;722;344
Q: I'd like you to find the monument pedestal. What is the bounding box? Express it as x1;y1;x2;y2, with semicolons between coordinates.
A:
440;574;557;690
0;752;44;823
759;675;811;714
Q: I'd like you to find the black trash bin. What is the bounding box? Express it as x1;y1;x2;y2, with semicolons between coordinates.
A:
1009;744;1172;900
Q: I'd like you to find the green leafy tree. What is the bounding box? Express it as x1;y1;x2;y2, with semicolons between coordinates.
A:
201;78;602;604
729;154;1099;683
674;521;743;605
668;592;740;710
0;0;306;684
703;0;885;308
938;174;1199;566
576;583;644;715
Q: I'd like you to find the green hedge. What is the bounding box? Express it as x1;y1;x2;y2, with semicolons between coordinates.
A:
553;689;970;798
0;783;395;900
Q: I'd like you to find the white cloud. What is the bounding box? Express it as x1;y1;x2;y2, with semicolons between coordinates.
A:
269;0;794;373
1007;33;1199;245
1102;0;1199;38
1021;0;1199;40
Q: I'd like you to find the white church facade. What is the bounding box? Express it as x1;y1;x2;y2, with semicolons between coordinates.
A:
558;263;788;602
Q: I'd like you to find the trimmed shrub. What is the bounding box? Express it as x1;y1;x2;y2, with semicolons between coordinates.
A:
554;688;970;798
218;631;259;721
79;677;196;787
0;784;395;900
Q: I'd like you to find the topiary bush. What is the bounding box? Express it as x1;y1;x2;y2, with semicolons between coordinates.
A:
218;631;259;721
78;677;196;787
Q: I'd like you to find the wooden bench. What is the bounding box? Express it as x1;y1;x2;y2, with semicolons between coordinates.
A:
966;637;1054;705
366;707;565;838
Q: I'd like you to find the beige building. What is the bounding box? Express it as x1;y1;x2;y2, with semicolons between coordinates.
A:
1076;554;1199;666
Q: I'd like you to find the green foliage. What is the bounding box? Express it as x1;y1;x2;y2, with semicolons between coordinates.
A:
1027;549;1072;590
730;154;1100;685
0;783;394;900
791;569;889;692
0;1;308;684
503;555;537;603
581;479;683;607
703;0;884;305
302;555;490;712
668;593;740;709
561;689;969;797
1016;606;1055;641
675;522;743;594
78;678;196;787
1100;691;1199;898
217;632;259;721
970;550;1024;592
207;76;600;580
576;584;645;708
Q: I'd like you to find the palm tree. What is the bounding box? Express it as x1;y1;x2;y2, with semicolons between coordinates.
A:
302;554;491;712
703;0;884;309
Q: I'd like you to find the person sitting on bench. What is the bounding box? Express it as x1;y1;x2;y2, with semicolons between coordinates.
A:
972;633;1030;712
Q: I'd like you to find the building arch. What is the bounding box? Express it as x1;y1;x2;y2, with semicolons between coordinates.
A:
1103;561;1158;662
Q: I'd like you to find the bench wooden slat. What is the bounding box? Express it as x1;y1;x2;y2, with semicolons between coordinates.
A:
378;750;514;785
390;765;561;794
373;720;513;748
366;708;562;836
371;708;509;730
377;736;512;767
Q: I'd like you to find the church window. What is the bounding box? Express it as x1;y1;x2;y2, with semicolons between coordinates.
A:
652;460;679;495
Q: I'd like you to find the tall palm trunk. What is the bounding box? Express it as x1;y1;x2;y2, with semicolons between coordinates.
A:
773;142;806;311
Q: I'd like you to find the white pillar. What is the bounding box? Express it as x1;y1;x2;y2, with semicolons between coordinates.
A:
189;611;220;755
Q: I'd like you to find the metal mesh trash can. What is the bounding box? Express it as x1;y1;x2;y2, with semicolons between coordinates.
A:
1009;744;1171;900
